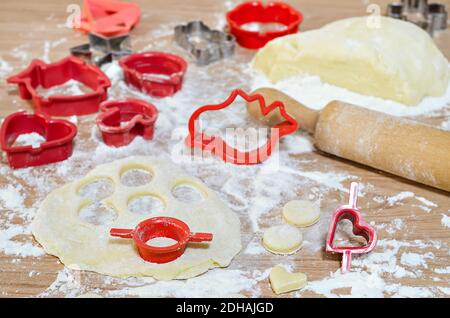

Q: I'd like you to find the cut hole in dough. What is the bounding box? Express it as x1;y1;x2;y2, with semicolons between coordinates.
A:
77;178;114;201
79;202;118;226
282;200;321;227
269;265;307;295
172;184;204;203
263;225;303;255
127;195;165;216
333;219;368;247
121;168;153;187
146;237;178;247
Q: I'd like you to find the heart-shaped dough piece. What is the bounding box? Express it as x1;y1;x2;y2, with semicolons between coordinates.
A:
282;200;321;227
269;265;307;295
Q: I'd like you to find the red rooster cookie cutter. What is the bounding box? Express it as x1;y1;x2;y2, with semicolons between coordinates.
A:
96;98;158;147
185;89;298;165
110;217;213;264
120;52;187;98
226;1;303;49
74;0;141;37
7;56;111;117
326;182;378;273
0;111;77;169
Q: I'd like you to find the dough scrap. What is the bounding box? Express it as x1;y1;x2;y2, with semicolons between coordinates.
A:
269;265;307;295
252;16;450;105
282;200;320;227
31;156;242;280
262;225;302;254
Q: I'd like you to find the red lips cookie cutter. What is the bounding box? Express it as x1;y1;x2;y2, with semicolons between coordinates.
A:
326;182;378;273
120;52;187;98
96;98;158;147
185;89;298;165
75;0;141;37
226;1;303;49
0;111;77;169
110;217;213;264
7;56;111;117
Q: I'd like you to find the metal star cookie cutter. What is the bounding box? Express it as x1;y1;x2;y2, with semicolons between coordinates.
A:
70;32;132;66
174;21;236;66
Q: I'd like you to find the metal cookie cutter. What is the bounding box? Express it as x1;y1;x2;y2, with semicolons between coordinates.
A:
174;21;236;66
226;1;303;49
120;52;187;97
70;32;132;66
74;0;141;37
110;217;213;264
7;56;111;116
0;111;77;169
96;98;158;147
325;182;378;273
185;89;298;165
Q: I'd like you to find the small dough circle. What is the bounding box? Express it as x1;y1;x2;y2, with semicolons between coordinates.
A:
263;225;303;255
282;200;320;227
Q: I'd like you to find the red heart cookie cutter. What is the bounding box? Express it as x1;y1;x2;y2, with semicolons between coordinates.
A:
326;182;378;273
110;217;213;264
75;0;141;37
226;1;303;49
0;111;77;169
96;98;158;147
7;56;111;117
185;89;298;165
120;52;187;98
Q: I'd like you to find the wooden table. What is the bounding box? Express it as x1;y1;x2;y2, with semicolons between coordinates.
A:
0;0;449;298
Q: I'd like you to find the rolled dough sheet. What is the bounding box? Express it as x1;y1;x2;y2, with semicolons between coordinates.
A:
31;156;242;280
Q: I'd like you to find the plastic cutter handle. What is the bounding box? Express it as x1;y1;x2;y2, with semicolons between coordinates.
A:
188;232;213;242
110;228;134;239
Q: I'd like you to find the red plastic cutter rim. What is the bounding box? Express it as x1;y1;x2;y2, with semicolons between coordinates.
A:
110;217;213;263
226;1;303;48
7;56;111;116
0;111;77;154
97;98;158;134
185;89;298;165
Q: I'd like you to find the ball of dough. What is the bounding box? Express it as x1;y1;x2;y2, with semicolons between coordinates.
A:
262;225;303;254
282;200;320;227
252;17;450;105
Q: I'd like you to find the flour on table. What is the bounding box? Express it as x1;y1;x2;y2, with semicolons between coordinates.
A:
441;213;450;228
13;133;46;149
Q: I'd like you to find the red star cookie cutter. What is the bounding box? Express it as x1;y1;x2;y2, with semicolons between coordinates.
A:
185;89;298;165
96;98;158;147
74;0;141;37
226;1;303;49
110;217;213;264
0;111;77;169
326;182;378;273
7;56;111;117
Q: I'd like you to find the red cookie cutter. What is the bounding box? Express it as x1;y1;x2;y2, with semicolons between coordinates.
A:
110;217;213;264
226;1;303;49
7;56;111;117
326;182;378;273
185;89;298;165
96;98;158;147
120;52;187;98
0;111;77;169
75;0;141;37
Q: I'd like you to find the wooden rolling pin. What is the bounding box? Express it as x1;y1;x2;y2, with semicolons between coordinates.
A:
247;87;450;193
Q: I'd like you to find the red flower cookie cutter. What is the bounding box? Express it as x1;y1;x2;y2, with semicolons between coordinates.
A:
120;52;187;98
226;1;303;49
75;0;141;37
7;56;111;117
185;89;298;165
0;111;77;169
326;182;378;273
110;217;213;264
96;98;158;147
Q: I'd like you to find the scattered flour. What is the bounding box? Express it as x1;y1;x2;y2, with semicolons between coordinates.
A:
400;252;434;268
13;133;46;149
441;213;450;228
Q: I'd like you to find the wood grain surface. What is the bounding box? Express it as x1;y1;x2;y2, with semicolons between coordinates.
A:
0;0;449;298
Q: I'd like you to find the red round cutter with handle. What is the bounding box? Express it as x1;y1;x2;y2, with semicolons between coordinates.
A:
110;217;213;264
